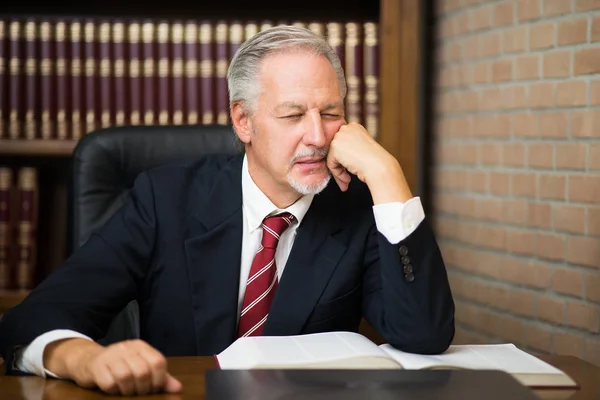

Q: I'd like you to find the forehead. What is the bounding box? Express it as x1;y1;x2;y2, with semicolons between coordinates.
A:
257;50;342;106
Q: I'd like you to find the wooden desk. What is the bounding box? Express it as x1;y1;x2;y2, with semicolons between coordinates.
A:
0;356;598;399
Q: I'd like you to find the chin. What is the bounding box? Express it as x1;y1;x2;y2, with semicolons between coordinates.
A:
288;173;331;195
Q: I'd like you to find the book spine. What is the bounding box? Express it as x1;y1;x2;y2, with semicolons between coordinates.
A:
260;21;274;31
363;22;379;138
0;167;13;289
199;22;214;125
98;21;112;128
157;22;170;125
244;22;258;41
112;21;126;126
0;21;6;138
71;21;84;140
8;20;23;139
228;22;243;124
344;22;363;125
142;21;155;125
40;20;55;139
24;19;37;140
128;22;142;126
326;22;344;71
15;167;37;290
55;21;69;139
183;22;198;124
215;21;228;125
84;20;97;135
307;22;324;38
171;22;184;125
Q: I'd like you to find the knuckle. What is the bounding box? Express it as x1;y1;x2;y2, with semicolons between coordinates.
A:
148;354;166;370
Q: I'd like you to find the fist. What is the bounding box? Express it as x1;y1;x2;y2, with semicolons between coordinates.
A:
71;339;182;396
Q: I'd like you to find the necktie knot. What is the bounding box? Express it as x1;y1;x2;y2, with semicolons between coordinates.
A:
261;212;295;249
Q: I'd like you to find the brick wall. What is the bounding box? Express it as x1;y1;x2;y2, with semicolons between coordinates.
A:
432;0;600;365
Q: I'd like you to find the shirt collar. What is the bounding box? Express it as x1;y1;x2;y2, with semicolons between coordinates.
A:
241;154;314;233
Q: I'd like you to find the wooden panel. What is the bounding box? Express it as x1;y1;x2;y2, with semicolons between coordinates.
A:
0;140;77;157
0;290;30;311
379;0;420;192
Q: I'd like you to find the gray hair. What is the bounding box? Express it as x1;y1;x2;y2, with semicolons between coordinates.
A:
226;25;347;114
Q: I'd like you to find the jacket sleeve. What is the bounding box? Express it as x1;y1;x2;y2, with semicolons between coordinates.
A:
361;216;456;354
0;171;157;374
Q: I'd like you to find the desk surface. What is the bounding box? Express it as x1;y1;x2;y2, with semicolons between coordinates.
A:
0;355;598;399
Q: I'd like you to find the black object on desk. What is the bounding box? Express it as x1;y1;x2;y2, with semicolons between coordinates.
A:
205;369;539;400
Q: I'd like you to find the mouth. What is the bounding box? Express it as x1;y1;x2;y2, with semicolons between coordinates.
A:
294;156;326;166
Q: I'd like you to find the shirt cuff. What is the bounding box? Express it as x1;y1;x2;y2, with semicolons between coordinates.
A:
15;329;93;379
372;197;425;244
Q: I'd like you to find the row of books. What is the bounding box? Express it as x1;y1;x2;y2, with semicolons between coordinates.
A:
0;166;37;290
0;17;379;141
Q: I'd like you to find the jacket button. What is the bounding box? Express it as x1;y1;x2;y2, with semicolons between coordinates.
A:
399;245;408;256
405;272;415;282
401;256;410;265
403;264;413;274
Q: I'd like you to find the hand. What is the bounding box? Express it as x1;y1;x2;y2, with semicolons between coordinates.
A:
327;122;412;203
45;338;182;396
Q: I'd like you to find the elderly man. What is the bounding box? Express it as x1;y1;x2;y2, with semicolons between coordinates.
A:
0;25;454;395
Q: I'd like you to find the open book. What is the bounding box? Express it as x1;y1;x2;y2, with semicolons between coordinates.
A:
215;331;577;389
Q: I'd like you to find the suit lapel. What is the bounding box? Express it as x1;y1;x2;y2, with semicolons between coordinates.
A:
184;154;244;353
264;188;347;336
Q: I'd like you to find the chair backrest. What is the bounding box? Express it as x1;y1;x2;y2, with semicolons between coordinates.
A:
69;124;241;344
70;124;241;251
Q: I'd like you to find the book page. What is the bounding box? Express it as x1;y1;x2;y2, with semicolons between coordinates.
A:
380;343;564;375
217;331;392;369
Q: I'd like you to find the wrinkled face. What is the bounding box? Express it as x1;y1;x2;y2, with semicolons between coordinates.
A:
239;50;345;198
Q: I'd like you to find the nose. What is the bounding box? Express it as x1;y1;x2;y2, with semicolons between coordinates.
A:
302;109;327;148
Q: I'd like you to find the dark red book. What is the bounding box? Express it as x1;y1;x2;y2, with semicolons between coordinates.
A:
344;22;363;125
171;22;184;125
363;22;379;138
326;22;345;74
215;21;228;125
112;21;127;126
8;20;23;139
24;19;38;139
98;21;112;128
157;21;170;125
14;167;38;290
0;167;13;289
183;21;198;124
70;20;84;139
142;21;156;125
199;21;214;125
55;20;70;139
40;20;55;139
227;22;243;125
0;21;7;138
84;20;98;135
128;21;142;126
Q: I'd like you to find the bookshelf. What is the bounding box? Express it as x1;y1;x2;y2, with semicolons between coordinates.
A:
0;0;423;318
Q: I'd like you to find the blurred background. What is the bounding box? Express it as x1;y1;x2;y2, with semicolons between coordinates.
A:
0;0;599;367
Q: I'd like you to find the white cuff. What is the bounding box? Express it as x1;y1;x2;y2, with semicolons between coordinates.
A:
15;329;93;379
372;197;425;244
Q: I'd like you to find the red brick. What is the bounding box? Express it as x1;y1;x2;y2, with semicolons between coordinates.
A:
494;1;514;27
544;0;573;16
557;18;588;46
528;143;554;169
528;202;552;229
512;172;538;198
490;171;511;195
509;289;537;317
569;175;600;203
555;143;587;170
537;233;565;261
590;145;600;171
494;314;524;344
554;332;584;358
478;89;502;112
574;48;600;75
529;82;555;108
467;170;488;193
543;51;571;78
573;111;600;138
584;338;600;367
455;13;470;36
518;0;542;21
508;231;537;256
530;22;555;50
479;143;502;165
504;26;528;53
567;236;600;268
502;85;528;109
566;301;600;332
586;274;600;302
481;33;502;58
502;143;526;167
524;323;553;352
577;0;600;11
553;268;584;298
538;295;566;325
464;36;480;60
593;15;600;42
554;205;586;234
492;59;513;82
503;200;528;226
539;174;566;200
513;113;539;137
453;327;488;345
459;143;479;165
470;6;492;32
473;61;490;83
539;112;569;138
588;207;600;236
556;81;588;107
477;198;503;222
516;54;540;80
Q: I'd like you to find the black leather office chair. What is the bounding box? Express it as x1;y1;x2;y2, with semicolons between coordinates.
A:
69;124;241;345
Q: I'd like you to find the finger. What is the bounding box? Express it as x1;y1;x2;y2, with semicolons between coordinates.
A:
106;357;136;396
137;346;168;393
91;362;120;395
122;352;153;395
165;373;183;393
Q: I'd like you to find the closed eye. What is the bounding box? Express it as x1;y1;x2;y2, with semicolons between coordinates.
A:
282;114;302;119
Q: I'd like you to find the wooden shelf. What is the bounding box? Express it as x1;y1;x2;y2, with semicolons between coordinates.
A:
0;290;31;311
0;140;77;157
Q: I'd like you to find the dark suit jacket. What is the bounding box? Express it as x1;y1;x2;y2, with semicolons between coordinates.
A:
0;153;455;374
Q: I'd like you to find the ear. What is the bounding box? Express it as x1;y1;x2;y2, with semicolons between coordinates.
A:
231;102;252;144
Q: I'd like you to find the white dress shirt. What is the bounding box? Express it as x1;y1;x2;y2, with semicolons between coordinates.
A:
15;154;425;378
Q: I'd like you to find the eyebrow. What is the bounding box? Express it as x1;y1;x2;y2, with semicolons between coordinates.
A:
274;101;344;114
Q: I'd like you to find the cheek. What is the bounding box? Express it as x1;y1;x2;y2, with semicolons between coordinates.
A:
325;121;345;140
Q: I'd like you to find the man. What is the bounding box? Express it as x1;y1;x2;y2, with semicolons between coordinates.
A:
0;26;454;395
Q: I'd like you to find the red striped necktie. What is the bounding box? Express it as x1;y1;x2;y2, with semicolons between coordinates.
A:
237;212;295;337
